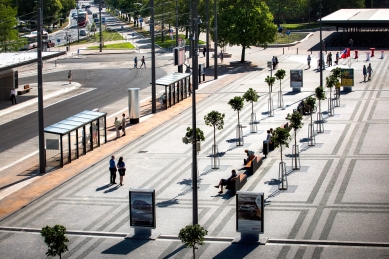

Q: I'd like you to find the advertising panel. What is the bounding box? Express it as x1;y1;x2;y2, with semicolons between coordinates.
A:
174;47;185;66
236;191;264;233
290;70;303;88
129;189;156;228
341;68;354;86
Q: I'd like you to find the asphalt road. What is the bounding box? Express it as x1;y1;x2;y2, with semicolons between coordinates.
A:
0;54;167;153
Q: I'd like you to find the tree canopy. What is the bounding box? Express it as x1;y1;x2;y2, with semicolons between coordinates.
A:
0;0;19;51
212;0;276;62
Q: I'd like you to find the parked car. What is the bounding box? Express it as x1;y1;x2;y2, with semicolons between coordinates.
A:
90;26;96;32
46;40;55;48
93;13;98;18
81;4;85;8
79;29;88;36
73;15;78;20
87;9;92;14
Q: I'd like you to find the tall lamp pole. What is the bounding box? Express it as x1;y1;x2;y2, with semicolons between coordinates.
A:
99;0;102;52
319;0;323;87
213;0;218;79
205;0;209;68
176;0;182;72
151;0;156;113
191;0;200;225
37;5;46;174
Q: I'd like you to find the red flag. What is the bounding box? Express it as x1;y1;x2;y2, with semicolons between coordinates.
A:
340;48;350;59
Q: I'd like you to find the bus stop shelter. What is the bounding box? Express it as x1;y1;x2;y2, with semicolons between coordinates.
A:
44;110;107;169
154;73;191;109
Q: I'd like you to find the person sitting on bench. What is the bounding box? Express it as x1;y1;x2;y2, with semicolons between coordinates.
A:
244;149;255;165
214;170;238;194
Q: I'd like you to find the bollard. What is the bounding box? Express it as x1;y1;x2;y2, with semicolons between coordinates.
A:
283;48;284;54
55;60;57;67
381;50;385;59
297;48;298;54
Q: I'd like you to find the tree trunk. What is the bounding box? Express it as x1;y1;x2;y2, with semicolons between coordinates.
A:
241;46;246;62
294;129;297;167
280;145;283;164
213;125;216;146
279;81;282;92
237;111;240;126
193;246;195;259
251;101;253;114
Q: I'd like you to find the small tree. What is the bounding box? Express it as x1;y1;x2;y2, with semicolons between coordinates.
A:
228;96;244;126
271;127;291;164
204;111;225;147
305;96;316;125
286;111;303;169
178;224;208;259
315;86;326;114
41;225;69;259
265;76;276;93
185;127;205;143
275;69;286;93
243;88;259;114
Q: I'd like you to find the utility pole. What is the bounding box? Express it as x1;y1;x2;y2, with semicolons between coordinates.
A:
99;0;102;52
213;0;218;79
319;0;323;87
151;0;156;113
37;5;46;174
205;0;209;68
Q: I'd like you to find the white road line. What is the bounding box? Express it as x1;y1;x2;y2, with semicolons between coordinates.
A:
0;150;39;173
0;175;42;200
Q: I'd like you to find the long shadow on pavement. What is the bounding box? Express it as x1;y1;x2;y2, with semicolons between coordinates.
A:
101;239;149;255
213;243;260;259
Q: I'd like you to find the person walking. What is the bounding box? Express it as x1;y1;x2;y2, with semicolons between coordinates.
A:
121;113;126;136
367;63;373;80
114;117;121;138
203;46;206;57
68;70;72;84
307;55;311;69
10;88;17;105
109;156;117;184
140;56;146;68
335;52;339;65
272;56;276;70
328;52;332;66
220;50;223;63
117;156;126;186
363;65;367;82
134;56;138;68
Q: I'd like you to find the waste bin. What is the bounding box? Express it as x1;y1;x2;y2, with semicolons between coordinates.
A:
128;88;140;124
381;50;385;59
354;50;358;59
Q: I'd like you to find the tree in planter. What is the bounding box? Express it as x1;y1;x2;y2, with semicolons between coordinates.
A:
315;86;326;133
183;127;205;151
204;111;225;169
271;127;291;190
275;69;286;108
331;67;342;104
325;74;338;116
228;96;245;146
265;75;276;93
178;224;208;259
243;88;259;132
305;96;316;146
286;111;303;170
41;225;69;259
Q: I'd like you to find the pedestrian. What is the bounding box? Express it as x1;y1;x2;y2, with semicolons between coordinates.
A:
214;169;238;194
363;65;367;82
203;46;206;57
307;55;311;69
329;52;332;66
275;56;279;69
322;40;327;54
140;56;146;68
134;56;138;68
117;156;126;186
109;155;117;184
335;52;339;65
68;70;72;84
10;88;17;105
349;38;353;48
92;121;98;143
220;50;223;63
114;117;121;138
121;113;126;136
367;63;373;80
326;53;330;67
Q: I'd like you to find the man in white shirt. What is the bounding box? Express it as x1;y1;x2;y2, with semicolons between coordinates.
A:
10;88;16;105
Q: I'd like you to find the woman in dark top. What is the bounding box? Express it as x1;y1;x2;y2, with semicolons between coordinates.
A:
117;157;126;186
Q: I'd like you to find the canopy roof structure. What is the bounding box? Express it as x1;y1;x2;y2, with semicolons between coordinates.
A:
44;110;107;136
0;51;66;72
322;9;389;27
154;72;191;86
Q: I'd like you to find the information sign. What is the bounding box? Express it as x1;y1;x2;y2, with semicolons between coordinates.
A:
290;70;303;88
236;191;264;233
341;68;354;86
129;189;156;228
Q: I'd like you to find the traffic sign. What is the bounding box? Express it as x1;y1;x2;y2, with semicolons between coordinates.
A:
286;30;290;36
102;17;105;24
57;38;60;43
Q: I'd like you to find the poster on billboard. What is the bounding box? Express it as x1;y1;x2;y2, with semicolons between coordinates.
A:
236;191;264;233
341;68;354;86
290;70;303;88
129;189;156;228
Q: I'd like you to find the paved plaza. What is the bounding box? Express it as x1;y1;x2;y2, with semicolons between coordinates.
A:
1;30;389;258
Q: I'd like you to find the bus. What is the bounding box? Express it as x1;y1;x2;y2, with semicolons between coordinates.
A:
20;31;54;50
78;11;88;27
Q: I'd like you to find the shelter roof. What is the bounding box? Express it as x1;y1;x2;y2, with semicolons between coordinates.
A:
321;9;389;27
44;110;107;136
154;72;191;86
0;51;66;72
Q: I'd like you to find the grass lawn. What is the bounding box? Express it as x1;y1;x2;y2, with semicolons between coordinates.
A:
281;23;322;30
95;31;125;41
154;34;205;48
272;32;309;44
87;42;135;50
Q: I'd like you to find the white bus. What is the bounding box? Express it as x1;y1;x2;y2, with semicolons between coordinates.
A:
20;31;53;50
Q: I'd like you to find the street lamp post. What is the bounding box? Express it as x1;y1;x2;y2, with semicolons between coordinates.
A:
77;6;80;43
213;0;218;79
99;0;102;52
318;0;323;87
37;5;45;174
151;0;156;113
205;0;209;68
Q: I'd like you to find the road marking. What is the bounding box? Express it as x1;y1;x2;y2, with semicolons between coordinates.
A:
0;175;41;200
0;150;39;173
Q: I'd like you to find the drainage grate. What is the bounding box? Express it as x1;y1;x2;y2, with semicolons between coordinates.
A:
138;151;148;153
